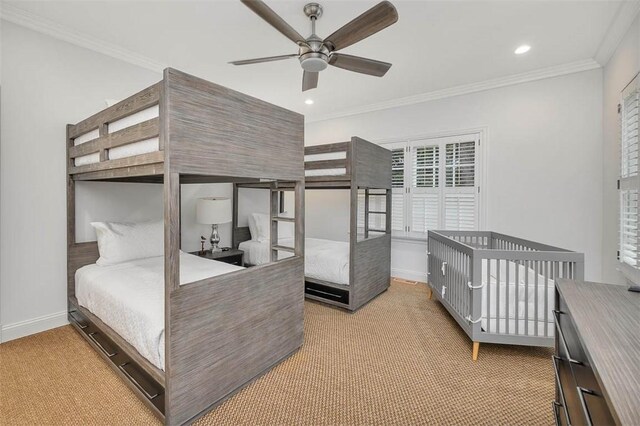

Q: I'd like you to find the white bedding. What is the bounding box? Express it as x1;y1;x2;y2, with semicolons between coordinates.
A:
305;168;347;176
239;237;350;285
74;105;160;167
76;252;244;370
479;261;555;336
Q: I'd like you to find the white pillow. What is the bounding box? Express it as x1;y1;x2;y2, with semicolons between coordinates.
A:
252;213;270;242
248;214;259;241
91;220;163;266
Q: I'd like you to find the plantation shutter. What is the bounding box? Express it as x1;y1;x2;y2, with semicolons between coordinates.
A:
619;74;640;279
409;141;440;233
443;139;478;231
391;147;406;231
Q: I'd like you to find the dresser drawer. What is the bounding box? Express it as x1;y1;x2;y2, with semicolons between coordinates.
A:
553;355;585;426
554;296;587;365
554;286;617;426
576;385;616;426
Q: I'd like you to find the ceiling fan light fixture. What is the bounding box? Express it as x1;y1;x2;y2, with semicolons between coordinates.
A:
305;99;314;105
299;52;329;72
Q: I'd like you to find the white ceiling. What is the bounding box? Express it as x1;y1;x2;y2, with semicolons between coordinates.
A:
3;1;628;120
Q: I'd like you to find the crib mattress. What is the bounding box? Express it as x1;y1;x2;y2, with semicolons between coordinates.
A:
75;252;244;370
480;274;555;337
239;237;350;285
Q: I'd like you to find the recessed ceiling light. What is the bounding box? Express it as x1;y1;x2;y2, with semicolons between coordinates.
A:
514;45;531;55
305;99;314;105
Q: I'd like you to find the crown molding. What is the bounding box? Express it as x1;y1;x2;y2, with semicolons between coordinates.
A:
594;1;640;66
0;3;166;73
1;3;604;125
307;59;601;123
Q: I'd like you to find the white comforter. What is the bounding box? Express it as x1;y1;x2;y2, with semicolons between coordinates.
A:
239;237;350;285
76;252;244;370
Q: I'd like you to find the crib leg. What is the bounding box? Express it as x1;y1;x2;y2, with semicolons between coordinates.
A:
472;341;480;361
427;287;432;300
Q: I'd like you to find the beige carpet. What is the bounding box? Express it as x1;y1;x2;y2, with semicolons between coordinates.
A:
0;282;554;425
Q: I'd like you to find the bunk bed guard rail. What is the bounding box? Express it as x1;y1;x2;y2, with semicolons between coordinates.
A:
427;231;584;346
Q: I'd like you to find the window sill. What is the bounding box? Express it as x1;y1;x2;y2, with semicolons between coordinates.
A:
618;262;640;285
391;231;427;243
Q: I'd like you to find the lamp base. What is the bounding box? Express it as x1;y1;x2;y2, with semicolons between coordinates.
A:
210;224;222;253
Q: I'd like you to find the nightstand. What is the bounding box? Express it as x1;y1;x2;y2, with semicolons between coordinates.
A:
190;249;244;266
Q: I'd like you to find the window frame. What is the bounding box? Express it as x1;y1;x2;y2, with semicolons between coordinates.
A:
618;73;640;283
381;131;484;235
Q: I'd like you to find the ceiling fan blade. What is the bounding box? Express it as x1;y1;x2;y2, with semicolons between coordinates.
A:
329;53;391;77
229;54;298;66
302;71;319;91
241;0;306;45
324;1;398;51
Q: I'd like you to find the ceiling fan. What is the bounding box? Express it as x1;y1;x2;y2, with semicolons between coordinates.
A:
230;0;398;91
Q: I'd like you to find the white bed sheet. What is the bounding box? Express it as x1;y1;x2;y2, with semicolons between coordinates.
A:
76;252;243;370
479;263;555;336
74;105;160;167
239;237;350;285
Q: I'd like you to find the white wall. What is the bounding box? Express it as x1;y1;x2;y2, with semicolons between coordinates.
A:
602;14;640;285
306;69;604;282
76;182;233;252
0;22;165;341
0;23;262;341
306;190;350;242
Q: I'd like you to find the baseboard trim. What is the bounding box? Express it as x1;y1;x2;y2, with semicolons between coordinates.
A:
391;268;427;283
1;311;69;343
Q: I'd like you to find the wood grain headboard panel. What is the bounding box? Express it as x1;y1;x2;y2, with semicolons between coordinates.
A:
68;242;99;299
233;227;251;248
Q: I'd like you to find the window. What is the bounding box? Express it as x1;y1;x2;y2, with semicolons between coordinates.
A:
385;134;481;233
619;74;639;281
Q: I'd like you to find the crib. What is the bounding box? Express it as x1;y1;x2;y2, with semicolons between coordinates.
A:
427;231;584;360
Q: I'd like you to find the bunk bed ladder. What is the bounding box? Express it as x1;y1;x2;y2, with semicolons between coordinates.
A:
270;183;279;262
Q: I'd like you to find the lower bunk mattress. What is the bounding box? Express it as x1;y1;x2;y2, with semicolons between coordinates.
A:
75;252;244;370
239;237;349;285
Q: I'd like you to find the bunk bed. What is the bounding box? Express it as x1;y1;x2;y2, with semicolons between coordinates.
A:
67;68;305;425
233;137;392;311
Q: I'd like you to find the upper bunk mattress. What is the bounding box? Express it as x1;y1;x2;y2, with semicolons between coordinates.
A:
73;105;160;167
239;237;350;285
75;252;243;371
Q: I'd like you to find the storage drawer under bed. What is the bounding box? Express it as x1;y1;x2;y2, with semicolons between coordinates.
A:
68;308;165;417
305;281;349;305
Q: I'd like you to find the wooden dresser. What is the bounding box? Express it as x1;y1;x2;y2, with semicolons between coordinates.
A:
554;279;640;426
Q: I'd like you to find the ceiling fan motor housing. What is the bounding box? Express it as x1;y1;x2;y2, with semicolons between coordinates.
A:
299;52;328;72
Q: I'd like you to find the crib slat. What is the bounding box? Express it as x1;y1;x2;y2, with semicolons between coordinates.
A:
496;259;501;333
525;260;530;336
506;260;510;335
515;260;520;335
486;259;491;333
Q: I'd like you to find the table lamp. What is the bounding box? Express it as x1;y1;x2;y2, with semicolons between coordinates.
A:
197;197;232;252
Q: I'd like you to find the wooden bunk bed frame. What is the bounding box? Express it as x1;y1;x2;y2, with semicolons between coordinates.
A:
66;68;305;425
233;137;392;311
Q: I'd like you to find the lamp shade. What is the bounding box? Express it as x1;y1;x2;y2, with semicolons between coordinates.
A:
196;197;232;225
